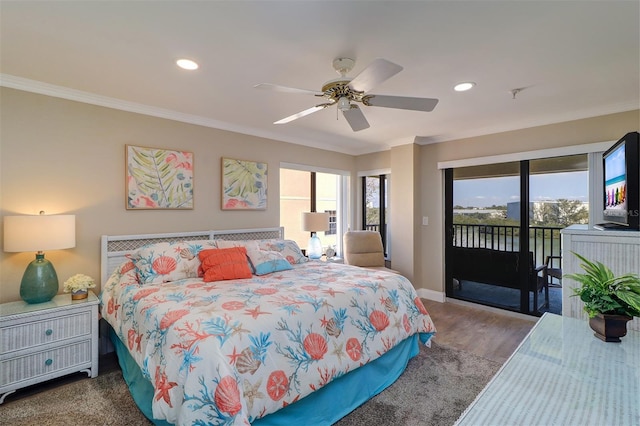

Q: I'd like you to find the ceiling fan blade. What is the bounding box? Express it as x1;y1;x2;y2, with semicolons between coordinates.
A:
254;83;323;96
349;58;403;93
342;105;370;132
274;103;332;124
364;95;439;112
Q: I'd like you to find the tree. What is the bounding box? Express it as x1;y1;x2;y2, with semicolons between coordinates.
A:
535;199;588;226
365;178;380;227
556;199;588;225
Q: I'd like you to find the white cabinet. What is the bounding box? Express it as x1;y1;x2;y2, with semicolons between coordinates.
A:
0;292;99;403
561;225;640;331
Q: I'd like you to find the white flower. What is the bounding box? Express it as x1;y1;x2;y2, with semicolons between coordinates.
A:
63;273;96;293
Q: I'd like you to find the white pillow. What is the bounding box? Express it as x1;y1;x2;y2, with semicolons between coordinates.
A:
131;240;216;284
215;239;293;275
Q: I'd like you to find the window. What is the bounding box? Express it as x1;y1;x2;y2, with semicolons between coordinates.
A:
529;155;589;227
325;210;337;235
280;166;348;256
361;174;389;256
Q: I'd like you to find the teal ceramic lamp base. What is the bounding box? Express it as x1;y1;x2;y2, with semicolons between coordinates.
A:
20;253;59;304
307;233;323;259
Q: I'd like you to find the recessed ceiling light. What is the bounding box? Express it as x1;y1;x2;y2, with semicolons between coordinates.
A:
454;82;475;92
176;59;199;70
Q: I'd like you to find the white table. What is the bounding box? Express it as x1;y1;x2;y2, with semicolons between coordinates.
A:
456;313;640;425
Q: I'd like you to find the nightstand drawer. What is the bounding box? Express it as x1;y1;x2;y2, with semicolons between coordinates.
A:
0;311;92;354
0;340;92;387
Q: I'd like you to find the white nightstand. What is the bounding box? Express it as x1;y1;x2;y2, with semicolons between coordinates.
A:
0;291;99;404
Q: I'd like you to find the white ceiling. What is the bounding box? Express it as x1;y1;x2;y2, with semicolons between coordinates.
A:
1;1;638;155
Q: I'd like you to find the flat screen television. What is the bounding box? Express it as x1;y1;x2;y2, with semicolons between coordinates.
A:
598;131;640;230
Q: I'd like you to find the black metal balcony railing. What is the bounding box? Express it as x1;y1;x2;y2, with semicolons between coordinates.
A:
452;224;563;267
365;222;562;269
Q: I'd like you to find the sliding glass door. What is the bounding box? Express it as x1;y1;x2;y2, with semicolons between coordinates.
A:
445;154;587;316
446;161;533;314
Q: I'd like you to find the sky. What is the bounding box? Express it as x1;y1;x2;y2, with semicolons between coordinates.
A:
454;171;589;208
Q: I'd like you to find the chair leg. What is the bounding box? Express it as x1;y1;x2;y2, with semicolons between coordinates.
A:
544;282;549;308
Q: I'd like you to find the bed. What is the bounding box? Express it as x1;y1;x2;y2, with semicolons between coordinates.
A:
99;227;436;425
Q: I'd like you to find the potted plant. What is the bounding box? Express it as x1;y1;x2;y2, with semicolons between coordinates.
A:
566;252;640;342
63;273;96;300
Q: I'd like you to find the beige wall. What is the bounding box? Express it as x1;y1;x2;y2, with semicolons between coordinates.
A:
2;86;637;304
389;144;418;282
354;150;390;172
0;88;355;302
417;110;640;298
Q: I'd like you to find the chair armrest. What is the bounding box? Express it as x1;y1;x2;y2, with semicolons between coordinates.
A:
545;255;562;268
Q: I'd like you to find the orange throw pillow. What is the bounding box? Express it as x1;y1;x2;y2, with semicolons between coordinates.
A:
198;247;252;282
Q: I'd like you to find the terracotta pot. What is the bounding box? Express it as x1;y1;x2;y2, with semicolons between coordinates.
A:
71;289;88;300
588;313;633;342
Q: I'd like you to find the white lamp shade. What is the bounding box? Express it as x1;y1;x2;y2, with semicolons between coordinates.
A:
302;212;330;232
4;214;76;252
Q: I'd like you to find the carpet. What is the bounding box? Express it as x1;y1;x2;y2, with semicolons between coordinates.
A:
0;342;501;426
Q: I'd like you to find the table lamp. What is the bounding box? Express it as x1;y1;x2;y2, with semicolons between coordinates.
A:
302;212;330;260
3;212;76;304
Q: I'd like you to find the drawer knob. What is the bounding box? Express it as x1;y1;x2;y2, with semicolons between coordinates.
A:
45;329;53;336
45;359;53;366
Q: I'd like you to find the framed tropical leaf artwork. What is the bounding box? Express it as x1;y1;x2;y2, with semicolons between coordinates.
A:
222;157;268;210
126;145;194;209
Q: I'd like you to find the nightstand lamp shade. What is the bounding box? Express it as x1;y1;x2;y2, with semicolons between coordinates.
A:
4;214;76;304
302;212;330;260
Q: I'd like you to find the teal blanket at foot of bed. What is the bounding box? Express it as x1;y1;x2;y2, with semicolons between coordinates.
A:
110;328;433;425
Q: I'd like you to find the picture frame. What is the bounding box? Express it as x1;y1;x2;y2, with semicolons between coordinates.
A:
221;157;268;210
126;145;194;209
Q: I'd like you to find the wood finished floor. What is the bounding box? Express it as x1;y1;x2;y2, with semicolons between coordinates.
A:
422;299;537;364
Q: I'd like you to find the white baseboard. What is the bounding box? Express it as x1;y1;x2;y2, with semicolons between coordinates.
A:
417;288;446;303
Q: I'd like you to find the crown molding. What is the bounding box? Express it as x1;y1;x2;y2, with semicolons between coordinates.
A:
0;74;363;156
4;74;632;157
416;102;639;145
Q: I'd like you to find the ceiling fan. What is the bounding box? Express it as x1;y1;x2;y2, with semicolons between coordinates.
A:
254;58;439;132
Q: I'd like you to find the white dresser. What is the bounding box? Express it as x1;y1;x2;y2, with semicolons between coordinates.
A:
0;292;99;403
561;224;640;331
456;313;640;425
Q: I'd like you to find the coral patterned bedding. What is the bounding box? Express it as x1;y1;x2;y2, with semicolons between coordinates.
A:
101;255;435;425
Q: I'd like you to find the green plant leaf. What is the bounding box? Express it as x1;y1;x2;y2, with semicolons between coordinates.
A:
567;251;640;317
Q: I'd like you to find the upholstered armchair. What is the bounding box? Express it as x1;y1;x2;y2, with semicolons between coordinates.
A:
343;231;398;273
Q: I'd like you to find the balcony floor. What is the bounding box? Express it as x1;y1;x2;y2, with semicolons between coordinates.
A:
452;280;561;316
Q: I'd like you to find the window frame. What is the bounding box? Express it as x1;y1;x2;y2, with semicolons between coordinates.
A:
280;162;350;256
437;141;614;228
358;168;391;259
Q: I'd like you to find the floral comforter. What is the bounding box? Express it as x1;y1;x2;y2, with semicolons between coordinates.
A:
100;260;436;425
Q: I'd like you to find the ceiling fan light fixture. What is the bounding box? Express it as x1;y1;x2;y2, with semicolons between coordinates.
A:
337;96;351;111
176;59;199;70
454;82;475;92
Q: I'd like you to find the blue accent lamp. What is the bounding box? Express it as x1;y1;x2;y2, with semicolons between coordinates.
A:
4;212;76;304
302;212;330;260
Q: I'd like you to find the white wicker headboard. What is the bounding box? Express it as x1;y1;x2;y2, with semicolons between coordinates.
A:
100;227;284;286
